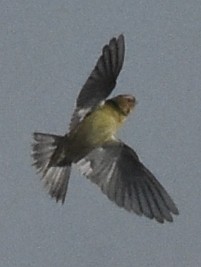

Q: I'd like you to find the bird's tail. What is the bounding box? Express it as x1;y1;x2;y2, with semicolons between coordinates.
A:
32;132;71;203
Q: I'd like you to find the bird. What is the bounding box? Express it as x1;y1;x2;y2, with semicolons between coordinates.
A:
32;34;179;223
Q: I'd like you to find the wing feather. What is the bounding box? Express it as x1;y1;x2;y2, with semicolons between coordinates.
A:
76;141;179;223
69;35;125;131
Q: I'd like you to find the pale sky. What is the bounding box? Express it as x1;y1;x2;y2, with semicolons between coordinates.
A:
1;1;201;266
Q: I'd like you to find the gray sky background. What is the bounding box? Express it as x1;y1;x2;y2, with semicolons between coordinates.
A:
1;1;201;266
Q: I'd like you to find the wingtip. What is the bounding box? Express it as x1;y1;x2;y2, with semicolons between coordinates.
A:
172;205;179;215
118;33;125;42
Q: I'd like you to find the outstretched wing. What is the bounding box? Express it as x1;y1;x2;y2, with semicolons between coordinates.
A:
76;141;179;223
69;34;125;131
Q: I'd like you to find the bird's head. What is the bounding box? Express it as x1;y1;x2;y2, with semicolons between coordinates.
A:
110;94;137;116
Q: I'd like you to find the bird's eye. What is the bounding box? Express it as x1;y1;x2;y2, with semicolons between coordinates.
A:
127;98;134;105
127;96;135;103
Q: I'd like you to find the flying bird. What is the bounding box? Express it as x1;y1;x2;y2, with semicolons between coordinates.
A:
32;34;179;223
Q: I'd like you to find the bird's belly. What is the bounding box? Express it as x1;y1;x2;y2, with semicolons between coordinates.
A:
67;111;119;162
81;112;118;144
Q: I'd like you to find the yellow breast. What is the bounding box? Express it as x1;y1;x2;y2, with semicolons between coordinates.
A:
70;103;126;147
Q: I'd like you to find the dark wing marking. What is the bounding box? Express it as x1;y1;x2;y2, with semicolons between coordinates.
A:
76;141;179;223
69;34;125;131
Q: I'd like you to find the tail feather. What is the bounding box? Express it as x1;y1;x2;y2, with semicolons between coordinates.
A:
43;166;71;203
32;132;71;203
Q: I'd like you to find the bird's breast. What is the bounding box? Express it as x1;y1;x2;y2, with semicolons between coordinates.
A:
65;104;126;163
70;105;125;146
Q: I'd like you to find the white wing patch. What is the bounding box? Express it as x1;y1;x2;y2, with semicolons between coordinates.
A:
77;158;93;176
76;101;105;123
106;161;116;183
77;107;91;118
99;100;105;107
69;107;91;131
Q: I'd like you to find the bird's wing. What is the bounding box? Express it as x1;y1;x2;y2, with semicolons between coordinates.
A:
76;141;179;223
69;34;125;131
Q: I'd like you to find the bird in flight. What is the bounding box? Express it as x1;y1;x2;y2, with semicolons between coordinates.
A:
32;34;179;223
